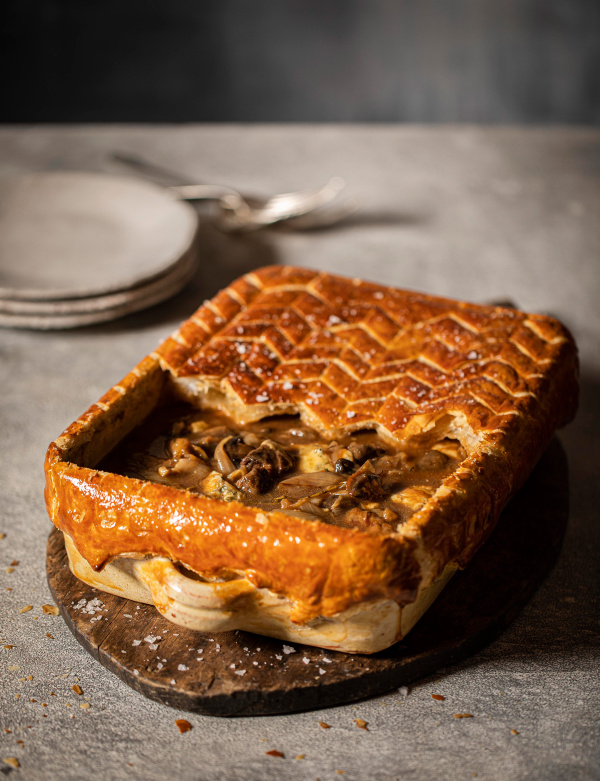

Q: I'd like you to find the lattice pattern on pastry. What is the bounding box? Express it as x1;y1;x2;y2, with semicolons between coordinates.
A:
155;266;572;438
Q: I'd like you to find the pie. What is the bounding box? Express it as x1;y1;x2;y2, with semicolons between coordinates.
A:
44;266;578;653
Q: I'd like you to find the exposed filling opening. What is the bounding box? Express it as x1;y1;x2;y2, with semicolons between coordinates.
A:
101;404;467;534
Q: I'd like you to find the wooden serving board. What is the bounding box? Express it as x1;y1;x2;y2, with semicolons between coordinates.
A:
46;438;568;717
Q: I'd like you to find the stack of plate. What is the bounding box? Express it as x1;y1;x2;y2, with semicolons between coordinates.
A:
0;172;199;329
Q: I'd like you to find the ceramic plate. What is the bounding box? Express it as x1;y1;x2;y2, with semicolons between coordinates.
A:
0;171;198;301
0;242;198;330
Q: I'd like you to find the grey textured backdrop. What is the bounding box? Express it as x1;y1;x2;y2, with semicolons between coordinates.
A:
2;0;599;123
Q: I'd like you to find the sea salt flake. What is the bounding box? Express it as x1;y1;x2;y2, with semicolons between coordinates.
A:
302;657;310;665
235;670;246;676
177;664;189;672
346;410;356;418
282;381;294;390
81;598;104;615
275;654;282;660
282;645;296;655
132;640;141;646
319;668;326;675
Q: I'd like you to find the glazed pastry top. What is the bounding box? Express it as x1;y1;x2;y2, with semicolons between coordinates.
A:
44;266;578;622
155;265;577;447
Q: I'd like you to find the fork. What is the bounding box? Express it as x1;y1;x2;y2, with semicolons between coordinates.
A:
111;152;352;231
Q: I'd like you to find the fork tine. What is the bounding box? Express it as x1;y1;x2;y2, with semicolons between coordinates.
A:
262;177;345;206
279;198;359;230
254;178;346;223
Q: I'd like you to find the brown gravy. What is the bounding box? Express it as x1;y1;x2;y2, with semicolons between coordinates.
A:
101;404;466;535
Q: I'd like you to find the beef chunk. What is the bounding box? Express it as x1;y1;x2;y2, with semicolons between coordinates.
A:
345;470;387;501
236;467;271;494
243;440;295;474
235;440;295;494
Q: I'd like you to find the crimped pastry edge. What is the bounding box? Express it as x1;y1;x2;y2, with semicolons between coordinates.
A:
63;531;457;654
44;265;578;643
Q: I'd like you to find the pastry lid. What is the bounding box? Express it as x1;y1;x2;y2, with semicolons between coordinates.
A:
44;266;578;630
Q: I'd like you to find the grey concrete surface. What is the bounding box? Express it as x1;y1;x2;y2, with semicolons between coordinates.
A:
0;126;598;781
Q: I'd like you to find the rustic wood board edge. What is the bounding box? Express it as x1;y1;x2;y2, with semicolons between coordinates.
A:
46;438;569;717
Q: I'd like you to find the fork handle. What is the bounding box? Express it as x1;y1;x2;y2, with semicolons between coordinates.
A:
167;184;245;205
110;151;196;186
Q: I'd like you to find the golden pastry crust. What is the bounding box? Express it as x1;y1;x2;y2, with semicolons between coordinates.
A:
44;265;578;626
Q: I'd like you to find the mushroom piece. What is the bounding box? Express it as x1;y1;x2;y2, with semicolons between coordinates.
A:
297;501;330;520
347;441;388;465
415;450;450;470
224;436;253;466
334;458;355;475
241;432;261;448
322;490;356;514
156;451;211;488
168;437;207;461
193;426;236;454
278;471;344;499
329;445;353;464
280;509;323;522
213;436;237;476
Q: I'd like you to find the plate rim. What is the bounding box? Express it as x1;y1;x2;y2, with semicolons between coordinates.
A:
0;243;198;330
0;170;199;302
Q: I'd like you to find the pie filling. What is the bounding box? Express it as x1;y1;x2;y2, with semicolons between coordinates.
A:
101;404;467;534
